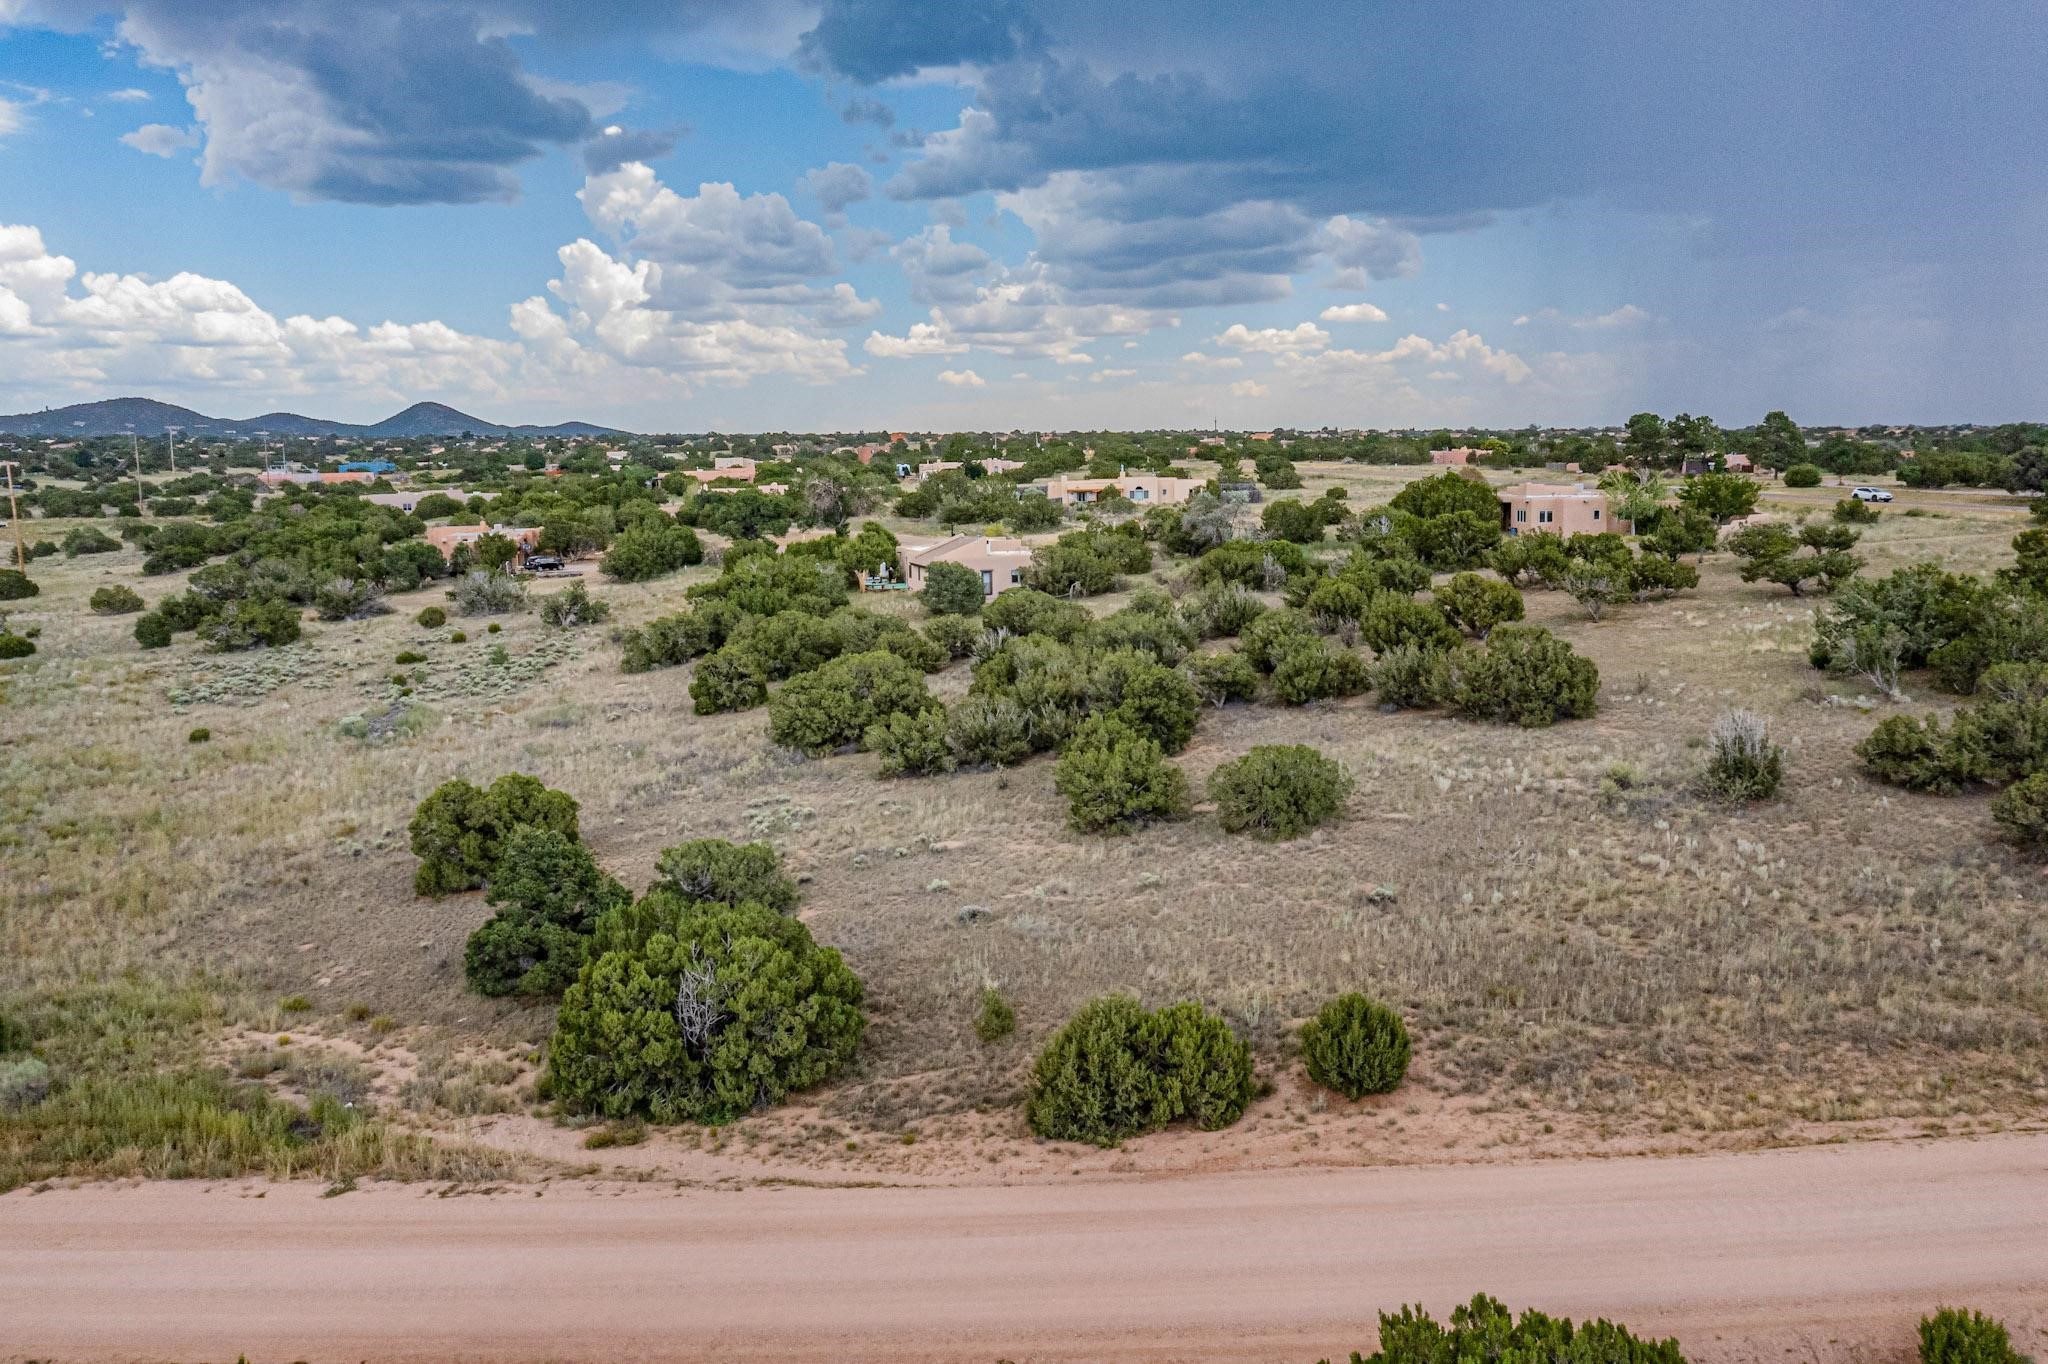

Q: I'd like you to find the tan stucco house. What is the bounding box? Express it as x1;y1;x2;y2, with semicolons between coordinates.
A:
900;535;1034;599
1497;483;1618;536
1038;472;1204;507
425;522;544;562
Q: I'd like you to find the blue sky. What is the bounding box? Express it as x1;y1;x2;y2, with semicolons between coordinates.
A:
1;1;2042;431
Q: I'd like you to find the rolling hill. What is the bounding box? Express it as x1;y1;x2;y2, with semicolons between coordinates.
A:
0;397;625;439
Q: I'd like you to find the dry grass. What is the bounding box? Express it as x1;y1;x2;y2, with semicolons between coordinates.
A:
3;482;2046;1180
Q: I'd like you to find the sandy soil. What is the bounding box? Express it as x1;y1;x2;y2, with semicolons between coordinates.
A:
7;1134;2047;1364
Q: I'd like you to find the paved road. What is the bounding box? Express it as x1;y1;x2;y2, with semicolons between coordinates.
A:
7;1136;2048;1363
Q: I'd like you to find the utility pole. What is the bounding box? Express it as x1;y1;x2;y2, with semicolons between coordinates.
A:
1;461;24;569
167;428;178;473
130;430;147;516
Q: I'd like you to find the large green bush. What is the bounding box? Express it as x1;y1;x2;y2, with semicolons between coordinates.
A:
981;588;1089;640
1857;714;1959;791
89;585;145;615
408;773;581;896
463;828;629;998
1024;532;1124;596
599;522;703;581
1491;532;1573;588
946;693;1034;767
920;559;987;615
1433;573;1525;638
196;597;301;652
649;839;799;912
0;631;32;660
1180;583;1267;639
1239;607;1319;672
1025;995;1254;1145
1359;591;1462;655
546;901;864;1124
767;650;938;755
1351;1293;1687;1364
1299;993;1411;1098
867;707;957;776
132;611;173;649
1096;652;1202;753
1783;463;1823;487
0;570;38;601
1371;643;1447;709
1991;772;2048;853
1052;717;1191;834
1087;603;1195;667
539;580;611;628
1181;650;1261;706
1209;744;1353;839
61;526;121;557
450;569;529;616
1919;1309;2024;1364
1440;625;1599;726
690;648;769;715
922;612;983;660
1857;663;2048;793
1192;538;1310;588
1407;508;1503;571
1269;638;1372;704
1260;499;1326;543
311;577;389;621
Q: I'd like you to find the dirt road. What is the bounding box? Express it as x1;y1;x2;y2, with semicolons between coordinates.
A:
8;1134;2048;1364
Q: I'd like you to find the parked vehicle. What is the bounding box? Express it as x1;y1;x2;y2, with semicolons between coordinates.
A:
1851;486;1894;503
524;555;568;574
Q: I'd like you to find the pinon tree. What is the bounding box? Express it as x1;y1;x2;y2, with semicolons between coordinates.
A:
546;900;865;1124
408;773;580;896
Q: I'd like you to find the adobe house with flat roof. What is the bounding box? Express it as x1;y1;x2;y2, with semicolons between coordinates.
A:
1038;472;1204;507
1497;482;1619;536
425;522;544;562
899;535;1034;599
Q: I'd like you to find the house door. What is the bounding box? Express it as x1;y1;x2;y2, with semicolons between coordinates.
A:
980;570;993;596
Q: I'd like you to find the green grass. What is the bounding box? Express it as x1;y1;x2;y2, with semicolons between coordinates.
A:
0;976;522;1192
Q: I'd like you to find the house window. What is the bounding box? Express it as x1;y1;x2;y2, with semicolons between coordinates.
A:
1538;510;1554;524
1515;508;1527;523
980;570;993;595
1131;488;1148;500
1593;509;1602;520
1009;570;1022;585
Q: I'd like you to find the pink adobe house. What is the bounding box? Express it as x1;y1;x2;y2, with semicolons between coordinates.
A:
1430;447;1481;465
1497;483;1620;536
1723;452;1755;472
676;458;758;487
899;535;1034;599
425;522;544;562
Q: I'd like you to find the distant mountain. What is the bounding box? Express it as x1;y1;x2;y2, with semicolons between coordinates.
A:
0;396;628;439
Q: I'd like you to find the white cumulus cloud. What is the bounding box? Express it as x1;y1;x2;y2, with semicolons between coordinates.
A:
1214;321;1329;353
120;123;200;157
937;368;984;387
1320;302;1388;323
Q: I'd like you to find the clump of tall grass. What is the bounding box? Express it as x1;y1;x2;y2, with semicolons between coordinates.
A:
0;978;523;1193
1701;707;1785;801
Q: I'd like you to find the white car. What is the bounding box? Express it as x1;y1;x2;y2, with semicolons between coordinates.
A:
1851;486;1894;503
